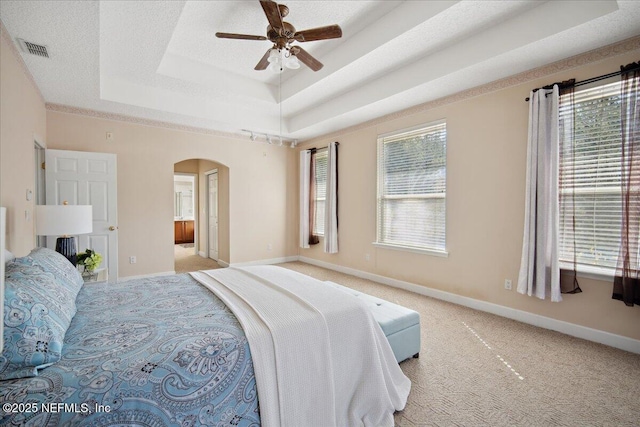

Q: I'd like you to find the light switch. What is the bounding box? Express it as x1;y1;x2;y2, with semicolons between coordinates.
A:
26;189;33;201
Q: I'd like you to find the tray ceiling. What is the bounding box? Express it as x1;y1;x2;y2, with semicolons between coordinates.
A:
1;1;639;141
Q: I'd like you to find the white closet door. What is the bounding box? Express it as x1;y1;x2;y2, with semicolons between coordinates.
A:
208;171;218;261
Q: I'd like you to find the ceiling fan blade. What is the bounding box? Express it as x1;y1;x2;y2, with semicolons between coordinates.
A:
216;32;268;41
260;0;284;32
255;48;272;70
293;25;342;42
291;46;323;71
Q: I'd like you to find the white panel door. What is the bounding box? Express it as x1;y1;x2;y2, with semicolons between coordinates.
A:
208;171;219;260
45;149;118;282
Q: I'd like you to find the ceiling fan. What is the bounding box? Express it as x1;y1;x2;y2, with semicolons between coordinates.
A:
215;0;342;72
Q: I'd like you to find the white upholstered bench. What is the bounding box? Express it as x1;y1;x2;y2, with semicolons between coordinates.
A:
325;281;421;363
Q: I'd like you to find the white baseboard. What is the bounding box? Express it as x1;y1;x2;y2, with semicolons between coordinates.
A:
217;259;229;268
118;270;176;282
198;251;206;258
231;256;299;268
298;256;640;354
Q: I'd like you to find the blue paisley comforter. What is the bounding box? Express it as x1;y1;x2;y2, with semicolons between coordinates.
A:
0;273;260;427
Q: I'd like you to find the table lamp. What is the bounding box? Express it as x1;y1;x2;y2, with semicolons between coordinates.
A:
36;203;93;266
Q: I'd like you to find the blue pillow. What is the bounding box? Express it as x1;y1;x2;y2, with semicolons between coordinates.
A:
1;254;79;380
12;247;84;299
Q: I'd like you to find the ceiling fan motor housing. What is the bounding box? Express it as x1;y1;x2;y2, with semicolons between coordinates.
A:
267;22;296;47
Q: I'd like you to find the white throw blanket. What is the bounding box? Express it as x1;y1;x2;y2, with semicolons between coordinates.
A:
190;266;411;427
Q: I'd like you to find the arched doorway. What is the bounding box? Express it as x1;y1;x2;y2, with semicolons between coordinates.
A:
173;159;230;273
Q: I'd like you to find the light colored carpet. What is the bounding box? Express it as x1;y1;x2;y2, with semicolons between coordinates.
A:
276;261;640;427
174;244;220;273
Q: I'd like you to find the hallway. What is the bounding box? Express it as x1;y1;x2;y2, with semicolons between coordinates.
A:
174;244;221;273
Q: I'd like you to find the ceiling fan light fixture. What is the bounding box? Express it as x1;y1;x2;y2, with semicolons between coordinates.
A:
268;62;283;73
267;48;281;63
217;1;342;72
285;55;300;69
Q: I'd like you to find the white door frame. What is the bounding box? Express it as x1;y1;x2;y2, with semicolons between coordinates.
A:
205;169;218;261
34;138;46;248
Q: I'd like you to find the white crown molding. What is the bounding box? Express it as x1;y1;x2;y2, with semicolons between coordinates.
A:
45;103;247;140
303;34;640;146
0;19;45;104
298;256;640;354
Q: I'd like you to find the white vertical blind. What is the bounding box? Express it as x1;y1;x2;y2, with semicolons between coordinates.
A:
559;81;623;270
377;121;447;251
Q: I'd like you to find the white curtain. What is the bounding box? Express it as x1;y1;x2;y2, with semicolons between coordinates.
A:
324;142;338;253
517;85;562;302
299;150;311;249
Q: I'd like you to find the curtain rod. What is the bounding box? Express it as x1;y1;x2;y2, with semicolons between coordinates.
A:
308;142;340;153
524;61;640;101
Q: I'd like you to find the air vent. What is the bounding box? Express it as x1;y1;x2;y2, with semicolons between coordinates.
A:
16;38;49;58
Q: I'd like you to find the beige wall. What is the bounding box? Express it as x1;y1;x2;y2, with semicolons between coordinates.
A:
46;112;293;278
174;159;199;174
0;30;46;256
299;48;640;341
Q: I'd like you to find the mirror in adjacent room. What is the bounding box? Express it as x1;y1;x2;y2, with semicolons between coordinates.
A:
174;175;195;220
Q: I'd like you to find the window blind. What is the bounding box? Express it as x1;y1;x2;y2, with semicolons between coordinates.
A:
377;121;447;251
559;81;622;270
313;149;328;236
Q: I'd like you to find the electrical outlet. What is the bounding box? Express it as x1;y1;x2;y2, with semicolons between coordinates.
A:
365;253;370;262
504;279;512;290
267;243;272;251
129;256;136;264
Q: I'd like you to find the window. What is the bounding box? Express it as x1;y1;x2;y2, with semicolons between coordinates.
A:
558;81;622;272
313;149;328;236
376;120;447;254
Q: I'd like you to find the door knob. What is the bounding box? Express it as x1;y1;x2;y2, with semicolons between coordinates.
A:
109;226;118;231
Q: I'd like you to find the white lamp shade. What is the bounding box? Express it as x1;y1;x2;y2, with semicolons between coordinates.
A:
36;205;93;236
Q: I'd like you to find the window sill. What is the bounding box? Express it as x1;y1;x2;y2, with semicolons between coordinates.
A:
373;242;449;258
560;262;614;282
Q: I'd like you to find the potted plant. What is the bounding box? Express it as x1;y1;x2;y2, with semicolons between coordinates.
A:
77;249;103;281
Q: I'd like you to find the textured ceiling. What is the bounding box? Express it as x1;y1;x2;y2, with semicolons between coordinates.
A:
1;0;639;142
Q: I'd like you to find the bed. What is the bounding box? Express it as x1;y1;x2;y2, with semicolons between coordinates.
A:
0;248;410;426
